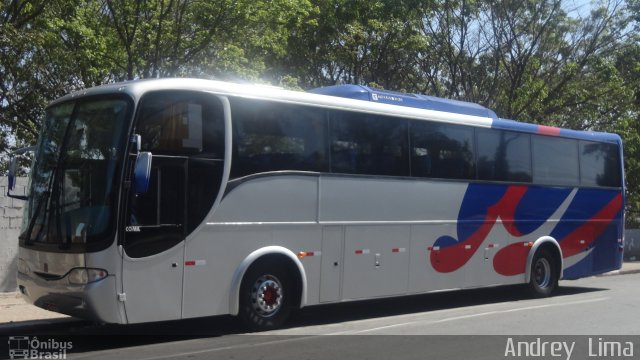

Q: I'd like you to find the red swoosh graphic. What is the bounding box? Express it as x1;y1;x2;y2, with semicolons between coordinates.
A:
431;186;527;273
493;193;622;276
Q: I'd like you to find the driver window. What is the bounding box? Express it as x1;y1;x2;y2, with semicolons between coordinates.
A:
124;92;225;258
137;92;223;157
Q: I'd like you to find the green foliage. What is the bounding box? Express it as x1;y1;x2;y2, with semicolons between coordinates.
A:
611;42;640;225
280;0;428;89
1;0;640;225
0;0;313;162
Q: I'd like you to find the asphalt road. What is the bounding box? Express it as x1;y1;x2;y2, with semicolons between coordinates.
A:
2;273;639;360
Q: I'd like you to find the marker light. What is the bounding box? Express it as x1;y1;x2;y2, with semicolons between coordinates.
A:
67;268;108;285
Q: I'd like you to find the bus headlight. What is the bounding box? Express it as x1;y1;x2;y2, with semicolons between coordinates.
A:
67;268;108;285
17;258;31;275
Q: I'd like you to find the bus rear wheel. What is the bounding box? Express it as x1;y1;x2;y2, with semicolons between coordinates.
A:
239;262;293;331
527;248;558;298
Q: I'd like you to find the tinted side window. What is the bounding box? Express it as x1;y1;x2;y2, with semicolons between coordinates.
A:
231;99;328;178
533;136;579;186
127;93;225;257
477;129;532;182
330;111;409;176
137;92;224;157
580;141;621;187
410;121;475;180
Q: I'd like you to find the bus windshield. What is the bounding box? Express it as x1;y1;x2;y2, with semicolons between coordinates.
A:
19;96;131;251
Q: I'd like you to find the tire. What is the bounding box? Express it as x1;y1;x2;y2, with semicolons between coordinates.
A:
527;248;558;298
238;262;294;331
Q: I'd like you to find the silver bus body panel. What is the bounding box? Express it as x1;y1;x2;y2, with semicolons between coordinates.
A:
212;176;318;223
181;175;523;319
121;242;185;323
183;223;320;318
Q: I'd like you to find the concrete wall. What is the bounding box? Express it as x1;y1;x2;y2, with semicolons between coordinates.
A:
624;229;640;261
0;177;28;292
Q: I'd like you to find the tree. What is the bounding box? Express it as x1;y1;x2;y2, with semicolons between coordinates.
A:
1;0;313;172
1;0;84;155
612;42;640;226
280;0;428;89
2;0;639;225
99;0;314;81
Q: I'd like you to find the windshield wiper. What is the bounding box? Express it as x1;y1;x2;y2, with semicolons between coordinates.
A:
22;156;61;246
23;114;77;247
50;160;69;249
21;190;49;246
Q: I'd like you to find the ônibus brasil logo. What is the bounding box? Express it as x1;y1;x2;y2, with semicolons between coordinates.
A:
8;336;72;359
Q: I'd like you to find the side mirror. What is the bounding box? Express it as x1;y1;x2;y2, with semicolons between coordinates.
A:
133;152;152;194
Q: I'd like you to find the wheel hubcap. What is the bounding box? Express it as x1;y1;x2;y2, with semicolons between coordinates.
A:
251;275;283;317
534;258;551;288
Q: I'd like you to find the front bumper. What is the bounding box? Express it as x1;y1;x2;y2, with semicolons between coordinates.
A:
17;271;123;324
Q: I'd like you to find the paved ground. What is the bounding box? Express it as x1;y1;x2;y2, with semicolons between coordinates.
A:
1;261;639;326
1;270;640;360
0;291;70;323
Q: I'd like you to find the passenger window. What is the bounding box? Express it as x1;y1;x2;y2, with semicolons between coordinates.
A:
230;99;328;178
580;141;621;187
533;136;579;186
477;129;532;182
330;111;409;176
410;121;475;180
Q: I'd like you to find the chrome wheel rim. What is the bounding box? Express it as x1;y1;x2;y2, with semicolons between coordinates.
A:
251;275;283;317
534;258;551;288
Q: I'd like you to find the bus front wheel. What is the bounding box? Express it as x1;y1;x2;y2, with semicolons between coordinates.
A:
239;262;293;331
527;248;559;298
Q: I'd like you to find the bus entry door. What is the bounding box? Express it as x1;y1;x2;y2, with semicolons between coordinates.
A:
121;155;188;323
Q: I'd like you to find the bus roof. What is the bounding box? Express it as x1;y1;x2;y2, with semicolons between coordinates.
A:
309;84;621;144
309;85;499;120
52;78;621;144
51;78;495;129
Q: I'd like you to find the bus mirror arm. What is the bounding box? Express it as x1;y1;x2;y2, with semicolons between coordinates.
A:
131;134;142;155
6;146;35;201
133;152;152;194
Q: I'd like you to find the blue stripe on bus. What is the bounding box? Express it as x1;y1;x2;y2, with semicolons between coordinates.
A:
431;183;623;277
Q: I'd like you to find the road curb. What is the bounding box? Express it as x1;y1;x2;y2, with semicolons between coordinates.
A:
598;268;640;277
0;317;84;335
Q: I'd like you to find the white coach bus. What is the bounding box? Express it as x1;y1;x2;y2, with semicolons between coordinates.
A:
10;79;624;330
